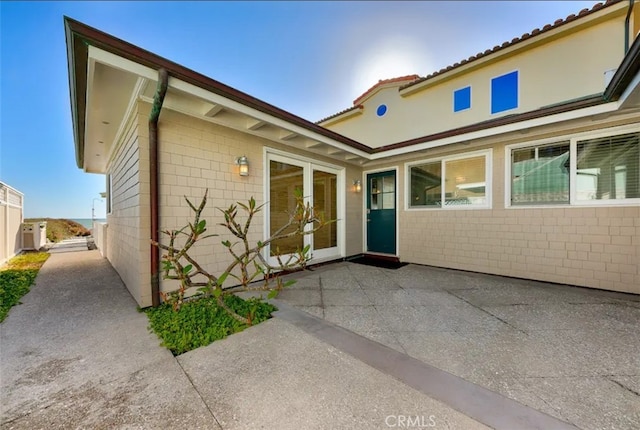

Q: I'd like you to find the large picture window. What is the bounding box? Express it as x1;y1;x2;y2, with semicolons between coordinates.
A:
507;128;639;206
408;150;491;209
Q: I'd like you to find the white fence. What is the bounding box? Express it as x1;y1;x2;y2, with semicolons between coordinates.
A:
0;182;24;265
93;221;108;258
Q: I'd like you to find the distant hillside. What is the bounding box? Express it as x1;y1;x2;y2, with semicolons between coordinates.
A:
24;218;91;243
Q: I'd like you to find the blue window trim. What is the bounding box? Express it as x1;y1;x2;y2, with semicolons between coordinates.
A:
491;70;519;114
453;86;471;112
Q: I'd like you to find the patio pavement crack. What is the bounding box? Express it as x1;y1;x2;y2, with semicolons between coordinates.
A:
608;378;640;397
445;289;529;335
318;275;326;319
175;359;223;429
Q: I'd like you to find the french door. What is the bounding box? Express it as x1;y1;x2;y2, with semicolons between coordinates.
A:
266;152;343;265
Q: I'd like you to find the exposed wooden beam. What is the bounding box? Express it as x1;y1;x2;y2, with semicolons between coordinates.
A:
280;130;299;140
202;104;224;117
305;141;325;149
246;119;266;130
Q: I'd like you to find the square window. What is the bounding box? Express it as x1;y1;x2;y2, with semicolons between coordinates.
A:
491;71;518;114
576;133;639;201
511;142;570;205
453;86;471;112
409;151;490;209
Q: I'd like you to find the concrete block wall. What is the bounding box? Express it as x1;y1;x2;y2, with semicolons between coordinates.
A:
150;103;363;299
400;206;639;294
394;125;640;294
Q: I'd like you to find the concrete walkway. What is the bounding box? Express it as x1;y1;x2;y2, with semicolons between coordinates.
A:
1;251;214;428
1;251;638;429
47;237;90;253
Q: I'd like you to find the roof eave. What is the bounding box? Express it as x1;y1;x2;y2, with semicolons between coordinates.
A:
65;16;88;170
604;33;640;101
63;17;372;157
373;95;608;153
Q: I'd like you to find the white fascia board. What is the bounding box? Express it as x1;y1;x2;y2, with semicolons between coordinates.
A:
370;101;619;160
168;78;370;159
617;69;640;109
88;46;158;81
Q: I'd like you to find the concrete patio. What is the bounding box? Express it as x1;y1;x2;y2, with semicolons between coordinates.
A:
1;250;638;429
274;262;640;430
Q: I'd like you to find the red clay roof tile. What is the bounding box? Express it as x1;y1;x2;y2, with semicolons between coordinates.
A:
352;74;420;105
400;0;622;91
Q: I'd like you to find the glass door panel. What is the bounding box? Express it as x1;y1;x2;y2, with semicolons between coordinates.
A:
313;170;337;250
269;160;303;256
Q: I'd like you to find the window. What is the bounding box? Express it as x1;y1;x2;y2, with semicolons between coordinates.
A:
511;142;570;205
408;150;491;209
576;132;639;201
106;174;112;214
491;71;518;114
453;86;471;112
507;128;640;206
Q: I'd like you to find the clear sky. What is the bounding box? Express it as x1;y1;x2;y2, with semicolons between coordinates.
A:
1;1;598;218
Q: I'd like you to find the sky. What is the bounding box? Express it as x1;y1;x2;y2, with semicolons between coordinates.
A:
0;0;599;218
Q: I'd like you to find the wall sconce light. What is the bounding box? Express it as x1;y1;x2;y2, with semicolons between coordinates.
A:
235;155;249;177
353;179;362;193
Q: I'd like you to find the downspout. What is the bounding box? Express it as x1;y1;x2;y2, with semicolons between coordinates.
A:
625;0;635;54
149;68;168;307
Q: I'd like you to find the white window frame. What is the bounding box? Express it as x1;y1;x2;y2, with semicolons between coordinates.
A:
263;148;345;266
505;124;640;208
405;149;492;211
106;174;113;215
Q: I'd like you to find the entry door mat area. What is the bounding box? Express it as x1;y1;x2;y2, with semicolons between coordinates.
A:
347;256;408;270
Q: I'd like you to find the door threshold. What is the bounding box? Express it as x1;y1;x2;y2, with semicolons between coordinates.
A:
363;253;400;263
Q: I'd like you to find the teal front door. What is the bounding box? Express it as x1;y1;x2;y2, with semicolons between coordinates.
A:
366;171;396;254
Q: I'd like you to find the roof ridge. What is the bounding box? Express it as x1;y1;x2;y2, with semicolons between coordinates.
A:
316;74;420;124
400;0;623;91
352;74;421;106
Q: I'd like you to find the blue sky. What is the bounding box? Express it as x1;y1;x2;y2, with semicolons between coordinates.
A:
1;1;597;218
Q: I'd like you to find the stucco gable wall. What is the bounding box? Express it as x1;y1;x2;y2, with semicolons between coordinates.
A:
327;15;625;147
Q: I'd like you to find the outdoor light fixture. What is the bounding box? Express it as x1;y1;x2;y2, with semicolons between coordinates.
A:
353;179;362;193
235;155;249;176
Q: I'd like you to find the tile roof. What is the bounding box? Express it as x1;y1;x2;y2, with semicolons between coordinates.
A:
315;105;363;125
316;75;419;124
400;0;623;91
353;74;421;105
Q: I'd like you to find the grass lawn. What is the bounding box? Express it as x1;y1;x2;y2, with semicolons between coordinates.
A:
145;295;276;355
0;252;50;322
